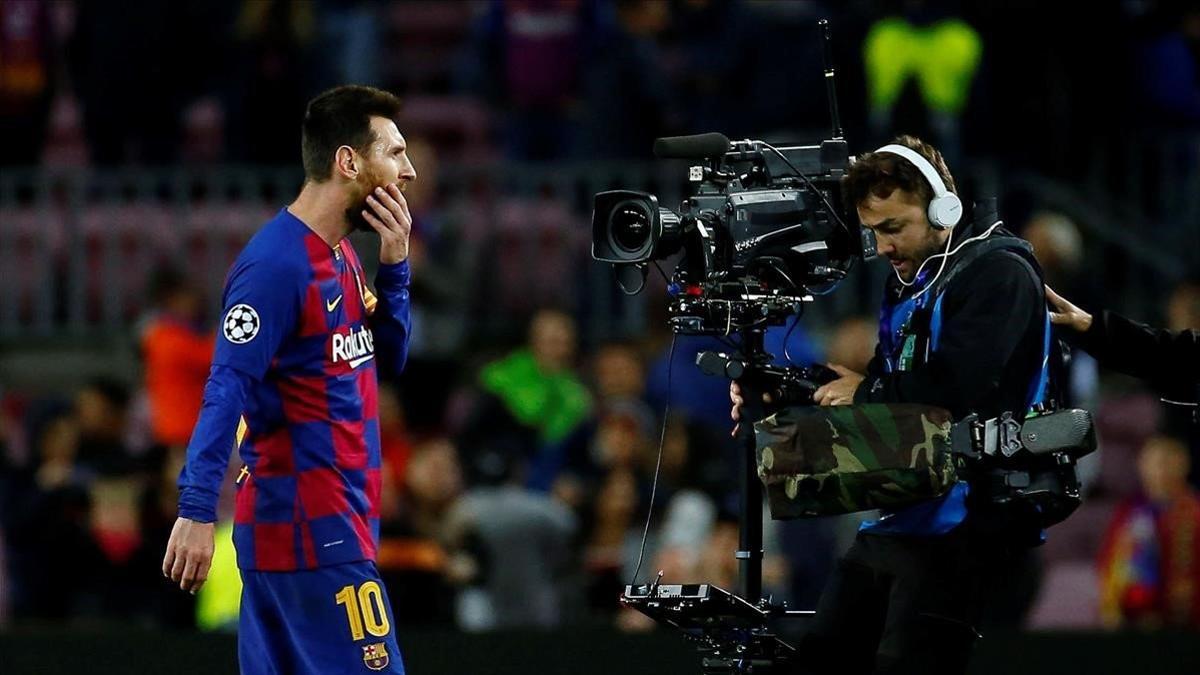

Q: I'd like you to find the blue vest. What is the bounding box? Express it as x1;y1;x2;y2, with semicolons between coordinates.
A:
861;236;1052;536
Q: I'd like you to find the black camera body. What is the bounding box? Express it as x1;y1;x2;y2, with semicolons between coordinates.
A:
592;135;874;335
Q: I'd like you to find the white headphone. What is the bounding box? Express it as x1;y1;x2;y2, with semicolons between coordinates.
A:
874;144;962;229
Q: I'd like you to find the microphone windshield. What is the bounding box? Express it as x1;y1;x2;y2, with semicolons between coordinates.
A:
652;133;731;159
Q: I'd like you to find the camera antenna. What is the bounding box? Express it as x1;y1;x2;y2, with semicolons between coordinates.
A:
819;19;844;141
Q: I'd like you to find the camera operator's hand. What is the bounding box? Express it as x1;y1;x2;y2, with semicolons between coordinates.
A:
731;381;745;423
730;381;772;437
813;364;864;407
1046;286;1092;334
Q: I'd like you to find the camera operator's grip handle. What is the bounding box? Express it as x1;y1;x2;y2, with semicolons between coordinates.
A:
766;364;838;407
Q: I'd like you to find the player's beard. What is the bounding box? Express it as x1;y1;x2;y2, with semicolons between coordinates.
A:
346;183;374;233
346;167;386;233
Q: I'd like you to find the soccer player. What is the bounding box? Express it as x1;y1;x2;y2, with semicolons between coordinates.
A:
163;85;416;674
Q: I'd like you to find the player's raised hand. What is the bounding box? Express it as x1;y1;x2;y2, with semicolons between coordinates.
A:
163;516;215;594
363;183;412;264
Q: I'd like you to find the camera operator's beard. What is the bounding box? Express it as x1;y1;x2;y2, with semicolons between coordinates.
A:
897;229;949;282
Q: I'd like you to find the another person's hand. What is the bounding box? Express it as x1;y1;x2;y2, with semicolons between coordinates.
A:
162;516;215;594
363;183;412;264
1046;286;1092;333
812;364;864;407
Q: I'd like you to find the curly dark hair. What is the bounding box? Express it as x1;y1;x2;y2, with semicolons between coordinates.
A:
842;135;956;213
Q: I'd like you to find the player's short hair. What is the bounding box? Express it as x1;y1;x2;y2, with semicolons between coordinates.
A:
842;135;956;212
301;85;404;182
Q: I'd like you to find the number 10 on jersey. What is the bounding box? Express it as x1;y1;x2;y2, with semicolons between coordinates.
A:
335;581;391;640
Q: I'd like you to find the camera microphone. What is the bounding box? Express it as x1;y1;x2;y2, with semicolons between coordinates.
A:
653;133;731;159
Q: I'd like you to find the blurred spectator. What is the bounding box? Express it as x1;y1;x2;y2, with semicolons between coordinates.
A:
1136;1;1200;126
377;383;414;520
225;0;314;163
3;406;100;620
139;266;214;451
312;0;383;90
534;342;658;495
442;437;578;630
592;341;647;405
86;452;153;620
645;335;737;428
180;97;227;164
0;0;55;166
582;466;639;615
655;0;769;138
764;318;823;369
457;0;596;159
405;136;477;359
1163;279;1200;481
825;315;878;375
1167;280;1200;332
69;0;229;164
578;0;670;157
1024;211;1086;301
457;309;592;485
1023;212;1101;409
74;377;132;471
1098;434;1200;629
378;438;463;627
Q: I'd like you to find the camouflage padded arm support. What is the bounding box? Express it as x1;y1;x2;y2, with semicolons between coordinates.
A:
754;404;957;519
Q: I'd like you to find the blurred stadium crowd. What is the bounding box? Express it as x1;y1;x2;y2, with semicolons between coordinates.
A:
1;0;1198;636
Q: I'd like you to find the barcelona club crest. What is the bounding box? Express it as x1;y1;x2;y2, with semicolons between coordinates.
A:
362;642;390;671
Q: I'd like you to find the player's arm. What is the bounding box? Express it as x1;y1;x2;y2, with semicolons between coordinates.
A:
362;183;413;377
852;254;1041;415
163;256;301;593
163;364;251;593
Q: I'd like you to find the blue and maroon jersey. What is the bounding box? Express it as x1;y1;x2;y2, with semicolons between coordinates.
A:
179;208;411;571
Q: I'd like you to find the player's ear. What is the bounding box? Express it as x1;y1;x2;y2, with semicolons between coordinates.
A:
334;145;359;180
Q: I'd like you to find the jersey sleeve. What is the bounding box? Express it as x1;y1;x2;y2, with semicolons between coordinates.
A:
371;260;412;378
210;256;305;380
177;364;252;522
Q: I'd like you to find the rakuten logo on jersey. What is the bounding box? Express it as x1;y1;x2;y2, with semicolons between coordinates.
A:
331;325;375;369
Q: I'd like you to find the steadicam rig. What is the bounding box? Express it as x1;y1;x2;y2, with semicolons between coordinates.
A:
600;20;861;675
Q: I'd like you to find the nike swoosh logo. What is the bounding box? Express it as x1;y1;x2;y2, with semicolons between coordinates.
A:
326;295;343;312
348;353;374;368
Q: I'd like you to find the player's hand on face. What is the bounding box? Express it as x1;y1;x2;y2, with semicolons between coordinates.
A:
812;364;864;407
363;183;412;264
163;516;215;595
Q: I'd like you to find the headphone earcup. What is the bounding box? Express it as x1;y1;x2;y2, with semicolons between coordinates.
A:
928;193;963;229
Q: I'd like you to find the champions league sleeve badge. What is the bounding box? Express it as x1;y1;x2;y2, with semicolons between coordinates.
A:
362;642;390;671
223;304;261;344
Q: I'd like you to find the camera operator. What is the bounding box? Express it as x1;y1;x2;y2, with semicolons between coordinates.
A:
733;135;1053;674
1046;286;1199;398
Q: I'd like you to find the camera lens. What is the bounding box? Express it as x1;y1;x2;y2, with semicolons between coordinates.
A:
610;202;652;253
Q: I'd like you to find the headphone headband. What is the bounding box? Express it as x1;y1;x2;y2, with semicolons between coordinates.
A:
874;143;962;229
